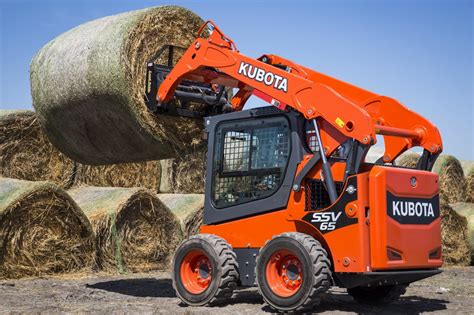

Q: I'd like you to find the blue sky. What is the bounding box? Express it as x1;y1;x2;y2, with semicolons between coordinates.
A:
0;0;472;159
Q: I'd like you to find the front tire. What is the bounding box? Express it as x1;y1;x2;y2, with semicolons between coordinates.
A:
348;284;408;304
172;234;239;306
256;232;333;312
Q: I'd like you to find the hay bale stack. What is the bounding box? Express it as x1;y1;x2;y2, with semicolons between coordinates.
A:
433;155;467;204
30;6;205;165
395;152;420;168
0;110;75;188
465;168;474;203
69;186;182;272
74;162;161;191
0;178;94;279
440;201;471;266
451;202;474;264
159;146;206;193
158;193;203;238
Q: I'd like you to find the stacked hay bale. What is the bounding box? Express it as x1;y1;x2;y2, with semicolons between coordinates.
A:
0;178;94;279
440;201;471;266
396;152;420;168
451;202;474;265
69;187;182;272
30;6;205;165
158;193;204;238
0;110;76;188
2;110;163;191
433;155;467;204
73;162;161;191
159;145;206;193
465;168;474;203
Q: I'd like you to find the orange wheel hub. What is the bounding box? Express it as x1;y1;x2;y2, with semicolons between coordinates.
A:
180;249;213;294
265;249;303;297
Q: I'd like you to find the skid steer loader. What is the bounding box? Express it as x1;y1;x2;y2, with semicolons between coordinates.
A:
144;21;443;312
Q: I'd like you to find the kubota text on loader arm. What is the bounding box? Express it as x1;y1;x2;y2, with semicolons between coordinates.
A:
144;21;443;312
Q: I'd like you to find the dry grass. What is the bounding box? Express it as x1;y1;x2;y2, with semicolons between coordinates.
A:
69;187;182;272
30;6;205;165
0;110;76;188
0;178;94;279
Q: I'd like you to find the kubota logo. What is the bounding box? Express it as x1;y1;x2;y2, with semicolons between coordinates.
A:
386;192;439;225
238;62;288;92
392;201;435;217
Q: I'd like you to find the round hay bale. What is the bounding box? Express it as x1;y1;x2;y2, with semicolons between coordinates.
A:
460;160;474;176
433;155;467;204
73;161;161;191
183;206;203;238
395;152;420;168
159;146;206;193
0;110;76;188
465;167;474;203
69;186;182;272
440;201;471;266
157;193;203;238
451;202;474;264
0;178;94;279
30;6;205;165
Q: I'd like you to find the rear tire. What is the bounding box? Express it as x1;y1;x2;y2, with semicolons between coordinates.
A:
256;232;332;312
348;284;408;304
172;234;239;306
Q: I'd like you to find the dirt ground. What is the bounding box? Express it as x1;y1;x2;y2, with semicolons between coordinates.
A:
1;267;473;314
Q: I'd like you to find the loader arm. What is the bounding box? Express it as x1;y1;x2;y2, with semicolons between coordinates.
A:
155;21;442;164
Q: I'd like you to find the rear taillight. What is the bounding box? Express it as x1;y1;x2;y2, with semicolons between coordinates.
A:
429;247;441;260
387;247;403;261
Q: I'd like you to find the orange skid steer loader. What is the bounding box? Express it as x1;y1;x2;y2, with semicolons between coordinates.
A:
144;21;443;312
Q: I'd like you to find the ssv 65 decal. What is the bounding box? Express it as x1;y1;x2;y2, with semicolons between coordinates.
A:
302;177;358;234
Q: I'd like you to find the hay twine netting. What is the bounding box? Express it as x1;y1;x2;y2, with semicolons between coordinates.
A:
0;178;94;279
0;110;76;188
30;6;205;165
157;193;203;239
69;186;182;272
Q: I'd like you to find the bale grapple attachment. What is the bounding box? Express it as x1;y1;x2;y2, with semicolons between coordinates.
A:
144;45;230;118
